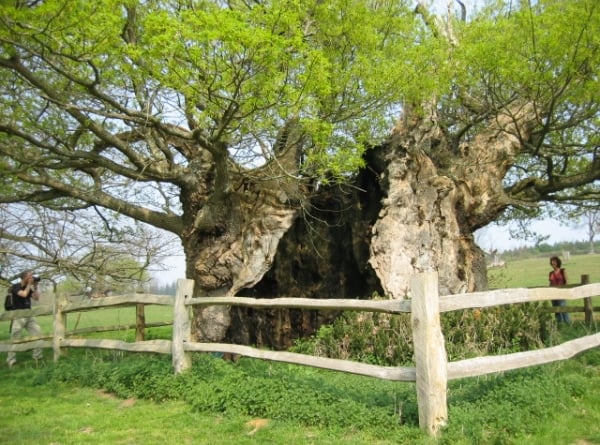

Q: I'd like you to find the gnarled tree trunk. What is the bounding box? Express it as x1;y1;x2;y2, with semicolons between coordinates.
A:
370;103;536;299
185;104;537;348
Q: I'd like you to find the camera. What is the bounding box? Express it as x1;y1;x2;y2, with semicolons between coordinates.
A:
33;276;41;283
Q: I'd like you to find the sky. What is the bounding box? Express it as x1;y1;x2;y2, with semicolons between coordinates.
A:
475;220;587;253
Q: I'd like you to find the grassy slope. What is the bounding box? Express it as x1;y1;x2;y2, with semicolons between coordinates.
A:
0;255;599;444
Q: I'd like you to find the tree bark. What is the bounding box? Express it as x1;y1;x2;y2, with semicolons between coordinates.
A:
183;104;537;348
369;103;535;298
180;121;306;343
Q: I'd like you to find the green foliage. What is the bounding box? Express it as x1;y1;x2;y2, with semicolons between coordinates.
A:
39;352;183;400
39;351;417;435
291;299;554;365
0;0;437;184
442;303;554;361
12;337;599;444
187;360;404;430
291;310;414;365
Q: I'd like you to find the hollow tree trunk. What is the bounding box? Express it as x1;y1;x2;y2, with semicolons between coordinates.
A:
183;104;537;348
227;174;385;347
180;161;304;342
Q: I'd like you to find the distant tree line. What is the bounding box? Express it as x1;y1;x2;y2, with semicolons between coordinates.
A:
148;281;177;297
502;241;599;261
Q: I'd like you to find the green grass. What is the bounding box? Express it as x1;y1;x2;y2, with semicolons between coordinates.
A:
488;252;600;288
1;254;599;444
2;346;599;445
489;253;600;319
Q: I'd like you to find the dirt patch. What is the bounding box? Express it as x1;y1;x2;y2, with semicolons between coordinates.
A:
119;397;137;408
244;418;270;436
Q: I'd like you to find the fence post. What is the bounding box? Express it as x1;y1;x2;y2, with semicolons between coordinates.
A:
581;274;593;325
173;278;194;374
135;304;145;342
53;293;66;362
410;271;448;436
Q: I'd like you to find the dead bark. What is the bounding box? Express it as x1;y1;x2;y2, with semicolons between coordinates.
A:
370;103;536;298
226;179;384;347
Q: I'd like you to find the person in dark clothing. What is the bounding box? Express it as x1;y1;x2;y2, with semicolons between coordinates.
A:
6;270;43;367
549;256;570;324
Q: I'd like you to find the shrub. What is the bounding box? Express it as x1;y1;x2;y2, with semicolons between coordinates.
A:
290;296;555;365
442;302;555;361
291;310;415;365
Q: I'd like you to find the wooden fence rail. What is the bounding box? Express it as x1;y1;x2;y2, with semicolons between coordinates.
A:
0;275;599;436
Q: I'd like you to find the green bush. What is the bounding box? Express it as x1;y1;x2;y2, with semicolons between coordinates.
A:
291;310;415;365
442;302;555;361
290;298;555;365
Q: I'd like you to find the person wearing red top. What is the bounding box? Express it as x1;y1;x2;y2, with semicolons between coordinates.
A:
549;256;570;324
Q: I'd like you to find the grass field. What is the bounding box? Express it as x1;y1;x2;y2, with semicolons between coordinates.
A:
0;255;599;444
488;253;600;321
488;252;600;289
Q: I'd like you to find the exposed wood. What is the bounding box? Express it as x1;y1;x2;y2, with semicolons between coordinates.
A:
438;283;600;312
584;298;594;324
187;296;411;313
448;333;600;380
68;321;171;336
53;294;66;362
0;334;53;344
558;283;600;299
581;275;594;324
61;338;172;354
59;294;173;313
410;272;448;436
173;279;194;374
136;304;145;341
184;342;417;381
0;339;52;352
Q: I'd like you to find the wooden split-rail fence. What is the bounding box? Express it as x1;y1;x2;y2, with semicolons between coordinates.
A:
1;273;599;436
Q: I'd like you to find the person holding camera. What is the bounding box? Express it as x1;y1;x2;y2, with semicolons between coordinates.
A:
6;270;43;368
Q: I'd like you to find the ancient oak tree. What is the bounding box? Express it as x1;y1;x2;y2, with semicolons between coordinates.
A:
0;0;598;346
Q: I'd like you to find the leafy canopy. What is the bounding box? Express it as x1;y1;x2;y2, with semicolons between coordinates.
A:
0;0;598;238
0;0;440;193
